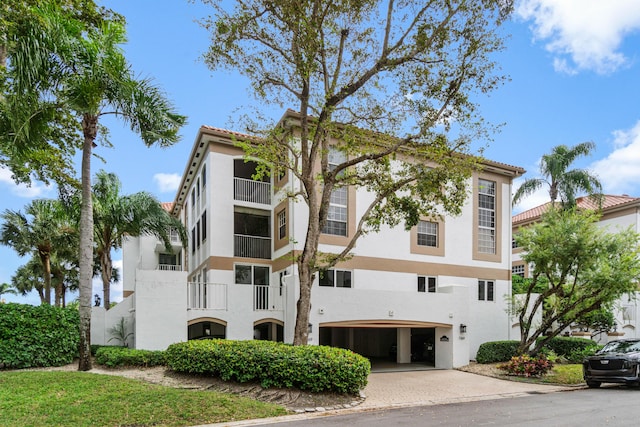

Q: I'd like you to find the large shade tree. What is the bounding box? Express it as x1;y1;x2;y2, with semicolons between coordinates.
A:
0;199;74;305
513;142;602;208
512;208;640;356
91;170;187;309
199;0;514;344
6;3;186;370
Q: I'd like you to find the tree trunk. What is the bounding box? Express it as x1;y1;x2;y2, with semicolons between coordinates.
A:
38;249;52;305
100;249;112;310
78;113;97;371
292;176;321;345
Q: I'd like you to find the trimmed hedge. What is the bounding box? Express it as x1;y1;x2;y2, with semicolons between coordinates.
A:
166;339;370;394
476;341;519;363
0;303;79;369
95;346;166;367
477;336;599;364
537;336;596;357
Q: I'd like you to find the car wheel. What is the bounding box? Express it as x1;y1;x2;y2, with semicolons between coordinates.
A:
586;381;601;388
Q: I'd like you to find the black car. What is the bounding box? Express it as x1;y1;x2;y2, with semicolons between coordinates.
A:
583;339;640;388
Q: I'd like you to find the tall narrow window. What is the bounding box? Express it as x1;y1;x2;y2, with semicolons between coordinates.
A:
417;221;438;247
191;227;196;254
323;148;348;236
201;164;207;188
201;211;207;242
277;209;286;240
478;179;496;254
478;280;495;301
196;220;201;247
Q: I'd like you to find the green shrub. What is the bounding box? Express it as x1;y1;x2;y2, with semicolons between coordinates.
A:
498;354;553;377
90;344;120;356
166;339;370;394
95;347;166;368
565;345;603;364
475;341;519;363
0;303;79;369
538;336;596;357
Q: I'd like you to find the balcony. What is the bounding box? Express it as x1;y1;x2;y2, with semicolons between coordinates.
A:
155;228;184;253
188;282;227;310
157;264;182;271
234;177;271;205
187;282;283;311
234;234;271;259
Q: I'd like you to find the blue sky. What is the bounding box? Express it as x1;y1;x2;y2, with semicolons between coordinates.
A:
2;0;640;304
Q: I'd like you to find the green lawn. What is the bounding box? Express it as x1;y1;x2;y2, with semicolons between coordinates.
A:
541;363;584;385
0;371;288;427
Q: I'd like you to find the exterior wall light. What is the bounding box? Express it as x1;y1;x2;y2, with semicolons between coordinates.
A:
460;324;467;334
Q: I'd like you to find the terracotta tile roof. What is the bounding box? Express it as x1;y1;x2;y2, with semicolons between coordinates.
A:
160;202;174;212
513;194;640;225
200;125;257;140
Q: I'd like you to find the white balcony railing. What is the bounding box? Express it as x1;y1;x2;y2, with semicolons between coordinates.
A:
187;282;284;312
234;234;271;259
157;264;181;271
234;177;271;205
188;282;227;310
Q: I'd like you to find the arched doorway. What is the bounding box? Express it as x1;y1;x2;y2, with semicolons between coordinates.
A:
253;319;284;342
188;318;227;340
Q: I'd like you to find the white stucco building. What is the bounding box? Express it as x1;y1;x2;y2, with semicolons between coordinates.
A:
512;195;640;342
93;110;525;368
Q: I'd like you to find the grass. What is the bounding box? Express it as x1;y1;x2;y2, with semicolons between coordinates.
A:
0;371;289;427
540;363;584;385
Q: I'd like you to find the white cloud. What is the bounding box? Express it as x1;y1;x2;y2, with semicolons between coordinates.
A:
517;0;640;74
512;176;551;214
0;166;52;198
591;120;640;195
153;173;181;193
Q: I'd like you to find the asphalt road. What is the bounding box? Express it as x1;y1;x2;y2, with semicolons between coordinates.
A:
264;386;639;426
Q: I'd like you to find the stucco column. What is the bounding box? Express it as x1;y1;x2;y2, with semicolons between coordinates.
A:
397;328;411;363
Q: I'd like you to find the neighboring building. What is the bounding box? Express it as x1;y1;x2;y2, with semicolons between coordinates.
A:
93;110;525;368
512;195;640;342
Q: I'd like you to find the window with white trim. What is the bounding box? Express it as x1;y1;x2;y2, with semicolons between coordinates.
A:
418;276;436;293
277;209;286;240
478;279;494;301
512;265;525;277
417;221;438;247
322;148;348;236
235;264;270;285
319;269;352;288
478;179;496;254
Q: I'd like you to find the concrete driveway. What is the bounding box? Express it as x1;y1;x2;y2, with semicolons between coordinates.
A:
205;369;576;426
360;369;573;410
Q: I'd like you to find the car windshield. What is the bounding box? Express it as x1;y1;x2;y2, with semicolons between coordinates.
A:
600;340;640;354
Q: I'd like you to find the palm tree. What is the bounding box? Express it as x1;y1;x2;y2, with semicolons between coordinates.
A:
92;170;187;309
0;282;18;300
10;258;47;303
513;142;602;208
0;199;73;305
5;3;185;370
